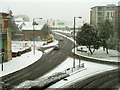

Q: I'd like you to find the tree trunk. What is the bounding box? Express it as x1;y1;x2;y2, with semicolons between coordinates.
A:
103;47;105;51
103;40;106;51
106;45;109;54
88;46;93;55
93;48;95;53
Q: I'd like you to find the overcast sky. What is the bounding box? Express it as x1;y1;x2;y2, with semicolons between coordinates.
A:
0;0;119;26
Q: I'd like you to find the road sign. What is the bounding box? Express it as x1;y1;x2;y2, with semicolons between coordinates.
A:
72;56;76;58
58;22;64;25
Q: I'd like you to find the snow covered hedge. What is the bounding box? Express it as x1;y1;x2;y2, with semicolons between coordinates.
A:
15;72;69;89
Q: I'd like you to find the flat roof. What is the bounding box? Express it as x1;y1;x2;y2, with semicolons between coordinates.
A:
91;6;106;9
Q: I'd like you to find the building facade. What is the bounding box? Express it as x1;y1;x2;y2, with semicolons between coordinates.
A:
115;6;120;38
0;12;12;62
90;4;116;26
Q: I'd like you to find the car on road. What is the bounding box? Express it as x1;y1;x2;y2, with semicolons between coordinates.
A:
59;37;63;41
54;45;60;50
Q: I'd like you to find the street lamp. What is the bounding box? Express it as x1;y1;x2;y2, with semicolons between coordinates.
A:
33;18;42;55
47;19;52;34
47;19;52;26
73;16;82;68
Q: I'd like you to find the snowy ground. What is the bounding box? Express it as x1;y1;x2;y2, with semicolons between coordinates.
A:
41;40;58;48
54;30;120;62
53;30;73;34
47;57;117;88
0;40;58;77
16;57;117;89
12;31;119;88
0;49;43;77
75;46;120;62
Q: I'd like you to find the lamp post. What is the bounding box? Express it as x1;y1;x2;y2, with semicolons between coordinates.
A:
0;22;3;71
47;19;52;26
33;18;42;55
73;16;82;68
47;19;52;34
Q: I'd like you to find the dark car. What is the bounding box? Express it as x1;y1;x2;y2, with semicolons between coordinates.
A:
54;45;60;50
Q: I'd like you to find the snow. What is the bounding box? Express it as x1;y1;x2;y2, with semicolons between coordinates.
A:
15;72;69;89
47;57;117;88
16;56;116;88
0;39;58;77
14;17;24;22
44;48;54;54
75;46;120;62
0;49;43;77
41;40;58;48
54;32;74;42
22;22;43;30
54;31;120;63
0;30;119;88
53;30;73;34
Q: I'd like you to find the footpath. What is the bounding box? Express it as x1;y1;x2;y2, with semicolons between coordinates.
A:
0;39;58;77
15;31;118;89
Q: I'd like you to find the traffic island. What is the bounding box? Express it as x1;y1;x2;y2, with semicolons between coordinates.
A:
15;72;69;89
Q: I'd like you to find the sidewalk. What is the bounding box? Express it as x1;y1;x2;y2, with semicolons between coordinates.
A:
47;57;117;88
14;32;118;89
0;40;58;77
54;31;120;63
74;46;120;63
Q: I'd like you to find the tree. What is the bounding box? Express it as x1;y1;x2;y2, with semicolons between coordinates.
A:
98;19;114;54
76;23;101;55
41;24;50;37
8;10;22;40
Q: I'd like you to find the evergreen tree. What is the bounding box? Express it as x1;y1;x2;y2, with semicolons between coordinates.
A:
41;24;50;37
98;19;114;54
76;23;101;55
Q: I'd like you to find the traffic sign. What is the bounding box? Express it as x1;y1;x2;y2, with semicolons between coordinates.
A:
58;22;64;25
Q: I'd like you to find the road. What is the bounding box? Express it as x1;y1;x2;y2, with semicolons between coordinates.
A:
1;34;74;89
61;69;119;89
1;32;119;89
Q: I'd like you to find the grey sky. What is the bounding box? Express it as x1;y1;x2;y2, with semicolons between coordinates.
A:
0;0;119;26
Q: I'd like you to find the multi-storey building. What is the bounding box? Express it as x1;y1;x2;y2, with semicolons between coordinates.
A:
115;6;120;38
90;4;116;26
0;12;12;62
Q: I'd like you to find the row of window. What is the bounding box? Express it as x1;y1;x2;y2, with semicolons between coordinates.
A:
107;12;114;17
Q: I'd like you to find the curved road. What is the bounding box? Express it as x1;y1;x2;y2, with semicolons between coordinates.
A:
1;34;74;89
62;69;119;89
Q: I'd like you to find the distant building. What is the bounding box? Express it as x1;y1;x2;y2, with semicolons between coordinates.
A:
115;6;120;38
0;12;12;62
90;4;116;26
21;22;44;40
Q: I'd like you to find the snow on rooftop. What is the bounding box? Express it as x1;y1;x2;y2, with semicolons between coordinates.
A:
22;22;43;30
14;17;24;22
0;11;9;14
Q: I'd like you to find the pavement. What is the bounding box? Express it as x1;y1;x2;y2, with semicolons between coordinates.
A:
46;31;119;89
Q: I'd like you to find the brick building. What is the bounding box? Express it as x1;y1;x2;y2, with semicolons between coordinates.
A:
0;12;12;62
22;22;44;40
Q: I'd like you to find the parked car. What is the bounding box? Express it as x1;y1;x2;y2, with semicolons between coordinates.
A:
54;45;60;50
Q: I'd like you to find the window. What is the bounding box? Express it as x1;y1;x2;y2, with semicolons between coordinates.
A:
116;12;118;17
107;12;109;17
